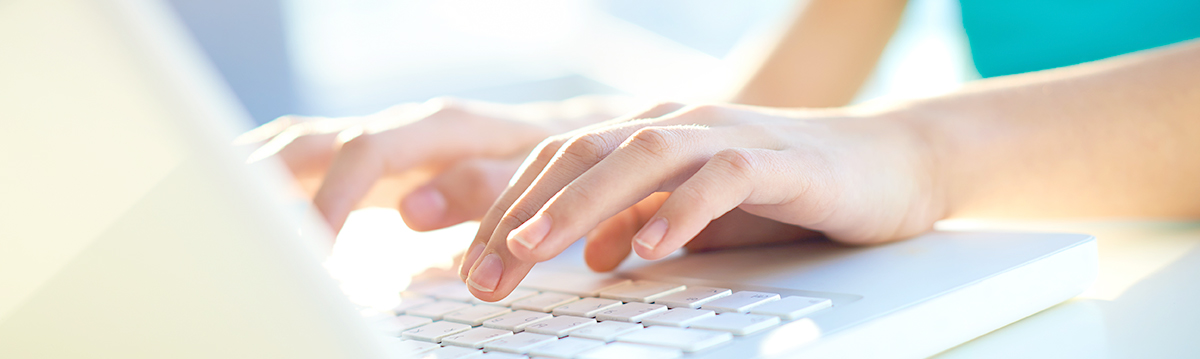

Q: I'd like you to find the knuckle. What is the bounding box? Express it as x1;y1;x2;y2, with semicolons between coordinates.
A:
560;133;614;165
500;205;539;228
533;137;569;164
624;127;678;157
710;148;759;178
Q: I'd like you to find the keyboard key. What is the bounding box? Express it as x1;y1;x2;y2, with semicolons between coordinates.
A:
568;321;642;342
519;271;631;297
652;286;731;309
440;327;514;348
385;338;439;357
700;291;780;313
482;310;553;331
404;280;458;296
374;314;436;338
371;315;433;336
616;326;732;352
401;321;472;342
431;284;477;302
640;308;716;328
552;297;623;318
443;305;512;326
409;301;474;320
594;303;668;323
689;313;780;336
523;315;597;337
477;353;525;359
749;295;833;320
578;342;682;359
598;280;685;303
422;345;483;359
481;332;558;354
405;281;475;302
391;296;437;315
511;292;579;312
471;288;538;307
528;337;606;358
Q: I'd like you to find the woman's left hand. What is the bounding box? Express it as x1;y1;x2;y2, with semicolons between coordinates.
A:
459;102;947;300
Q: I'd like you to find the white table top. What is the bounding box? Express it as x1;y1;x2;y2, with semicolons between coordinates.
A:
331;209;1200;358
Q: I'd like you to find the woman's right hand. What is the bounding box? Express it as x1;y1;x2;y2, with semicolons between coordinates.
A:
237;97;636;234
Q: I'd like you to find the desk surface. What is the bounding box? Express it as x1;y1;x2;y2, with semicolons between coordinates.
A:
331;210;1200;358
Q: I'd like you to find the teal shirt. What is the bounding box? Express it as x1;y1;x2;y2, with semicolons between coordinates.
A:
959;0;1200;78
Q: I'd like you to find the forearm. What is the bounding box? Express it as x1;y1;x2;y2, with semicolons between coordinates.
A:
899;39;1200;219
734;0;907;107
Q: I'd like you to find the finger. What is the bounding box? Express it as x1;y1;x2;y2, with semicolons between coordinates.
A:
314;102;549;232
457;102;685;279
400;156;523;231
493;106;750;263
505;124;767;263
460;102;686;297
583;193;665;272
233;114;302;146
241;116;365;175
633;148;816;260
685;208;823;252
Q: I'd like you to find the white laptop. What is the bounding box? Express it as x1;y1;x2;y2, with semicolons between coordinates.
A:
0;0;1097;358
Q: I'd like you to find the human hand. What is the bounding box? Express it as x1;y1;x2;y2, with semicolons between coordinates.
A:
237;97;621;233
460;102;946;300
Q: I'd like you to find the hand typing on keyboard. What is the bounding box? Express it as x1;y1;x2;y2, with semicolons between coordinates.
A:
237;96;635;233
460;103;943;301
241;96;944;304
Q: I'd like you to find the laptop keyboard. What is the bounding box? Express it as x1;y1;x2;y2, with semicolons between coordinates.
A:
369;273;834;359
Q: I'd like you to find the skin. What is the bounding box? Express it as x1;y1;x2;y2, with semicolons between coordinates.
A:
459;40;1200;301
735;0;908;107
241;1;1200;302
237;96;639;231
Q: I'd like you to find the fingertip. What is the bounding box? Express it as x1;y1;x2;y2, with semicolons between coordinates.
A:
399;185;448;231
459;242;486;281
466;252;503;295
583;220;635;273
631;217;668;260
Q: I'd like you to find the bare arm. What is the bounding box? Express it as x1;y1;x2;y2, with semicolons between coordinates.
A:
460;39;1200;301
906;39;1200;219
734;0;908;107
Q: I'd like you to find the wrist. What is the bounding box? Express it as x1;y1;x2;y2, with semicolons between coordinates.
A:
863;100;956;225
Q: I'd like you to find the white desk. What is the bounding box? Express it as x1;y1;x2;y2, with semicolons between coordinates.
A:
331;210;1200;358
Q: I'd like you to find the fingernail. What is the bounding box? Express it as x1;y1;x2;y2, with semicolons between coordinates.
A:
633;217;668;251
509;214;552;250
401;186;446;227
460;242;485;278
467;253;503;293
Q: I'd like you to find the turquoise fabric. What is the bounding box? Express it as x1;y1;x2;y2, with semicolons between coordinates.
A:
959;0;1200;78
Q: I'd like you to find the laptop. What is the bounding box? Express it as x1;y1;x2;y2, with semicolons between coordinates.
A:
0;0;1097;358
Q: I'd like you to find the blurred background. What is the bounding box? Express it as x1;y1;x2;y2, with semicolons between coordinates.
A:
166;0;977;125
